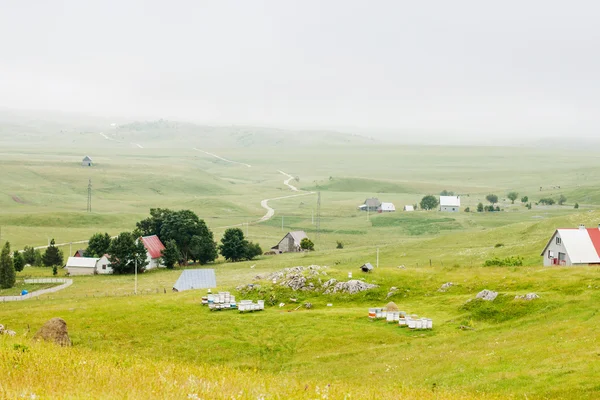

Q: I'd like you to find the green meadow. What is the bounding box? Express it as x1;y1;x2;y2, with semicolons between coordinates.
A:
1;130;600;399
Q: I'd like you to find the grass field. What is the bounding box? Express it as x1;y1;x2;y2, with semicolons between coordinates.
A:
2;128;600;399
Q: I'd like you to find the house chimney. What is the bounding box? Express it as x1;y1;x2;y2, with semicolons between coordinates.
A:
579;224;585;230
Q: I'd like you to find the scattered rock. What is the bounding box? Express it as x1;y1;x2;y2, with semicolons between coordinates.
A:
324;280;378;295
33;318;71;347
459;325;476;331
5;330;16;336
304;302;312;309
322;278;337;288
476;289;498;302
438;282;454;292
386;287;398;299
397;265;406;269
515;293;540;301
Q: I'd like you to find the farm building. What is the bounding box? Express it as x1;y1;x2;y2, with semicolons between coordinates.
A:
440;196;461;212
139;235;166;270
95;254;113;274
271;231;308;253
65;256;98;276
540;224;600;266
403;205;414;212
82;156;93;167
73;249;86;257
378;202;396;212
361;263;374;272
173;269;217;292
358;198;381;212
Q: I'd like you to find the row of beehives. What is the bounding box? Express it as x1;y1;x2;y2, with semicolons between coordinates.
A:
368;308;433;330
201;292;264;312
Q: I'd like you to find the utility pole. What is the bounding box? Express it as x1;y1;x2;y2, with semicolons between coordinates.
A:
316;191;321;239
69;242;72;257
134;258;138;295
87;178;92;212
312;209;314;225
281;216;284;231
376;247;379;268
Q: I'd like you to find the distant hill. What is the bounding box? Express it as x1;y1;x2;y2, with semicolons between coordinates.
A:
0;110;376;148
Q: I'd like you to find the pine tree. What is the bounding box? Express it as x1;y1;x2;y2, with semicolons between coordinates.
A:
13;251;25;272
43;239;64;267
0;242;16;289
161;240;180;269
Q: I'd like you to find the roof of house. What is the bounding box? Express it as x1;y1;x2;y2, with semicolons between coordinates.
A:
289;231;308;244
73;249;86;257
82;155;92;161
173;269;217;292
140;235;166;259
361;262;374;271
66;256;99;268
440;196;461;207
379;202;395;211
404;205;414;211
540;227;600;263
364;198;381;207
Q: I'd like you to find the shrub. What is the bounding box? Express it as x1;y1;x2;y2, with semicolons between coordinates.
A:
300;238;314;251
521;196;528;203
539;198;555;205
495;243;504;248
336;241;344;249
574;203;579;209
477;203;484;212
484;256;523;267
558;195;567;205
464;207;470;212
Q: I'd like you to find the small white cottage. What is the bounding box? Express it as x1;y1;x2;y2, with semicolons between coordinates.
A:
540;224;600;266
440;196;460;212
82;156;93;167
65;257;98;275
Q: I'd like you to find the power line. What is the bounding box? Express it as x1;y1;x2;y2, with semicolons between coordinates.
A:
87;178;92;212
316;191;321;239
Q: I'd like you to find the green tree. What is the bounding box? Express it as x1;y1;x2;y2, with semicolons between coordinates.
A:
0;242;16;289
300;238;314;251
539;198;555;205
485;194;498;205
507;192;518;204
33;250;43;266
219;228;248;262
135;208;174;237
558;194;567;205
160;210;214;263
420;195;439;210
244;242;262;260
521;196;528;203
336;241;344;249
464;207;470;212
42;239;63;267
85;232;112;257
108;232;147;274
52;265;58;276
161;240;180;270
189;234;218;265
574;202;579;209
22;246;36;265
477;203;484;212
13;251;25;272
440;190;455;196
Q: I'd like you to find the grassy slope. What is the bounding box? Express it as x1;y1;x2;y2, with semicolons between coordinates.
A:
2;132;600;398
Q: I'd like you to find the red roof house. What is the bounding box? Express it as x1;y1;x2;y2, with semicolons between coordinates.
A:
140;235;166;270
540;224;600;266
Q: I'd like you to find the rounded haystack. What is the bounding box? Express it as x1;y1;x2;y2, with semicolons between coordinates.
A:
33;317;72;347
384;301;399;312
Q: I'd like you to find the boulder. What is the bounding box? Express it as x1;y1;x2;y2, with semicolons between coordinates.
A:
515;293;540;301
325;279;378;294
33;317;72;347
438;282;454;292
476;289;498;302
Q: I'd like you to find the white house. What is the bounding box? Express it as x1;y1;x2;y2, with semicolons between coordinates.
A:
540;224;600;266
82;156;92;167
95;254;113;274
403;205;414;212
378;202;396;212
271;231;308;253
65;256;98;276
139;235;166;270
440;196;461;212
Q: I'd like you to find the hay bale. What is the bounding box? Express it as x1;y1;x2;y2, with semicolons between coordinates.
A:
33;317;71;346
384;301;399;312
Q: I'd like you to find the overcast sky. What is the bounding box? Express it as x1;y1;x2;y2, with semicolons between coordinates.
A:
1;0;599;141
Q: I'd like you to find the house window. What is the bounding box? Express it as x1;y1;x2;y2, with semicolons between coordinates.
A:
556;237;561;245
548;250;554;259
453;208;456;211
102;265;107;270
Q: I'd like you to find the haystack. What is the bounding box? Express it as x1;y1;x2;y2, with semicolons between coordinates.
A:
384;301;399;312
33;317;71;346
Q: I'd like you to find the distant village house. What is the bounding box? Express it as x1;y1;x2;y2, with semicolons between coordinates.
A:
64;255;112;275
358;198;382;212
271;231;308;254
139;235;166;270
403;205;414;212
440;196;460;212
378;202;396;213
82;156;93;167
541;224;600;266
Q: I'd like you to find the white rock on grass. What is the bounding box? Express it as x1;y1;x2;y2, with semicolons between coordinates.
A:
476;289;498;301
515;293;540;301
438;282;454;292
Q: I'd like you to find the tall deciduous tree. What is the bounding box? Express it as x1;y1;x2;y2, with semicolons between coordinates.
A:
189;234;218;265
507;192;518;204
42;239;64;267
161;240;180;270
135;208;173;238
85;233;112;257
219;228;248;262
13;251;25;272
108;232;147;274
486;194;499;205
420;195;439;210
0;242;16;289
160;210;212;263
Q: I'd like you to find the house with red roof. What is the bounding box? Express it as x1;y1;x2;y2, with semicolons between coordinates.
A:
140;235;166;270
540;224;600;266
